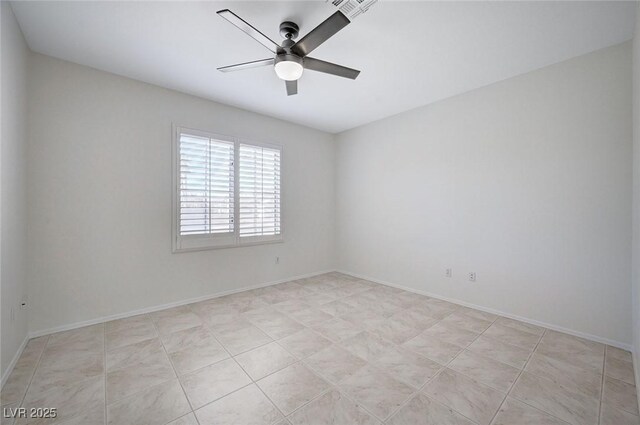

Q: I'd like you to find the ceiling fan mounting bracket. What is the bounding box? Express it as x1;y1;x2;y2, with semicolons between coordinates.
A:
279;21;299;40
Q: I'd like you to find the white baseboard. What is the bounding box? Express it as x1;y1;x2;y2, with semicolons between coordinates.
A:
1;334;29;389
29;269;334;339
336;269;632;351
634;351;640;410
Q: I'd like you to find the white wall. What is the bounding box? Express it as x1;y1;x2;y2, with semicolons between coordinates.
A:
26;54;336;334
336;43;633;346
1;2;30;379
632;3;640;390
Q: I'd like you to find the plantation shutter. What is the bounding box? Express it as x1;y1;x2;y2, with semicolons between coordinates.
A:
239;144;281;239
178;133;234;237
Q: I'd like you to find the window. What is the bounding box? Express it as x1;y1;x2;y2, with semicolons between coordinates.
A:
173;127;282;252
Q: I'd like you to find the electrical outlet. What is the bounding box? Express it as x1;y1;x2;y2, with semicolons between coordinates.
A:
445;268;452;278
468;272;476;282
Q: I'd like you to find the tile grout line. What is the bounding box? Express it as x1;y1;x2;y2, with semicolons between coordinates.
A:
388;307;502;425
598;347;607;425
187;301;289;425
486;328;547;425
14;335;50;413
149;314;200;425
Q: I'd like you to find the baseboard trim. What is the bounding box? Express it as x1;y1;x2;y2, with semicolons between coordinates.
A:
1;334;29;389
336;269;632;351
634;351;640;410
28;269;334;339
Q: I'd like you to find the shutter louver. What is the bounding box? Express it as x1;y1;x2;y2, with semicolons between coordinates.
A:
239;144;281;238
179;134;234;236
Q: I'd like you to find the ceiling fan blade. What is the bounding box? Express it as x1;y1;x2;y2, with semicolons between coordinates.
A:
286;80;298;96
291;11;350;57
304;57;360;80
218;58;275;73
217;9;279;53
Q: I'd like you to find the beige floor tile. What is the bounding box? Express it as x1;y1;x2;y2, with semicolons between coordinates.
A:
162;326;228;374
420;322;480;348
340;309;387;330
195;384;283;425
47;325;104;354
277;329;332;359
251;314;305;340
273;300;314;315
389;309;439;330
257;363;330;416
106;347;175;403
288;308;334;327
510;371;599;425
494;317;544;336
386;393;475;425
106;379;190;425
372;346;441;389
600;402;640;425
106;337;163;371
422;369;505;425
305;344;366;384
21;375;104;425
525;352;602;399
492;397;569;425
338;364;414;421
439;312;493;333
448;350;520;392
105;314;152;334
214;323;273;355
368;317;422;345
149;305;192;321
234;342;296;380
607;346;633;363
318;300;354;317
603;376;639;415
180;358;251;409
312;318;363;343
166;413;199;425
402;333;462;364
288;389;381;425
455;307;497;323
1;364;39;405
105;321;158;351
14;278;640;425
466;335;531;369
28;349;104;396
339;331;395;362
606;354;635;385
536;331;604;374
170;341;229;375
155;312;203;336
482;323;540;351
52;406;105;425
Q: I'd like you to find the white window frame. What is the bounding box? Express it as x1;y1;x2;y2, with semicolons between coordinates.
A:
172;125;283;253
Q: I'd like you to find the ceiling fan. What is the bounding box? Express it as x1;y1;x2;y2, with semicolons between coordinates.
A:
216;9;360;96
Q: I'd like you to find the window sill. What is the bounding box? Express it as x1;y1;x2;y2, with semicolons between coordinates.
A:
172;237;284;253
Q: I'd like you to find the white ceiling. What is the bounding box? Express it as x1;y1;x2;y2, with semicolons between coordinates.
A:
11;1;636;133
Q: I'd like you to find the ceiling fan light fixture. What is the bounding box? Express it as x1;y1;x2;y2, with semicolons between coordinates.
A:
274;54;303;81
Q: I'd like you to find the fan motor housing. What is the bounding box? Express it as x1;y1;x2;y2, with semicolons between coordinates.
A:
279;21;299;39
274;53;303;67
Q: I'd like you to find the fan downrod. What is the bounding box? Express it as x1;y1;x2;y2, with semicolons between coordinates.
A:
279;21;299;40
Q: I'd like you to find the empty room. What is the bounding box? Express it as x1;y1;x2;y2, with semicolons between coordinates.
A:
2;0;640;424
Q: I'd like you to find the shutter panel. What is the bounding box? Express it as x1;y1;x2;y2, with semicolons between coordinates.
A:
179;133;234;236
239;144;281;238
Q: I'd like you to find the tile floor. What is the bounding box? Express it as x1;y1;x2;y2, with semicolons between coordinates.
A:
1;272;638;425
